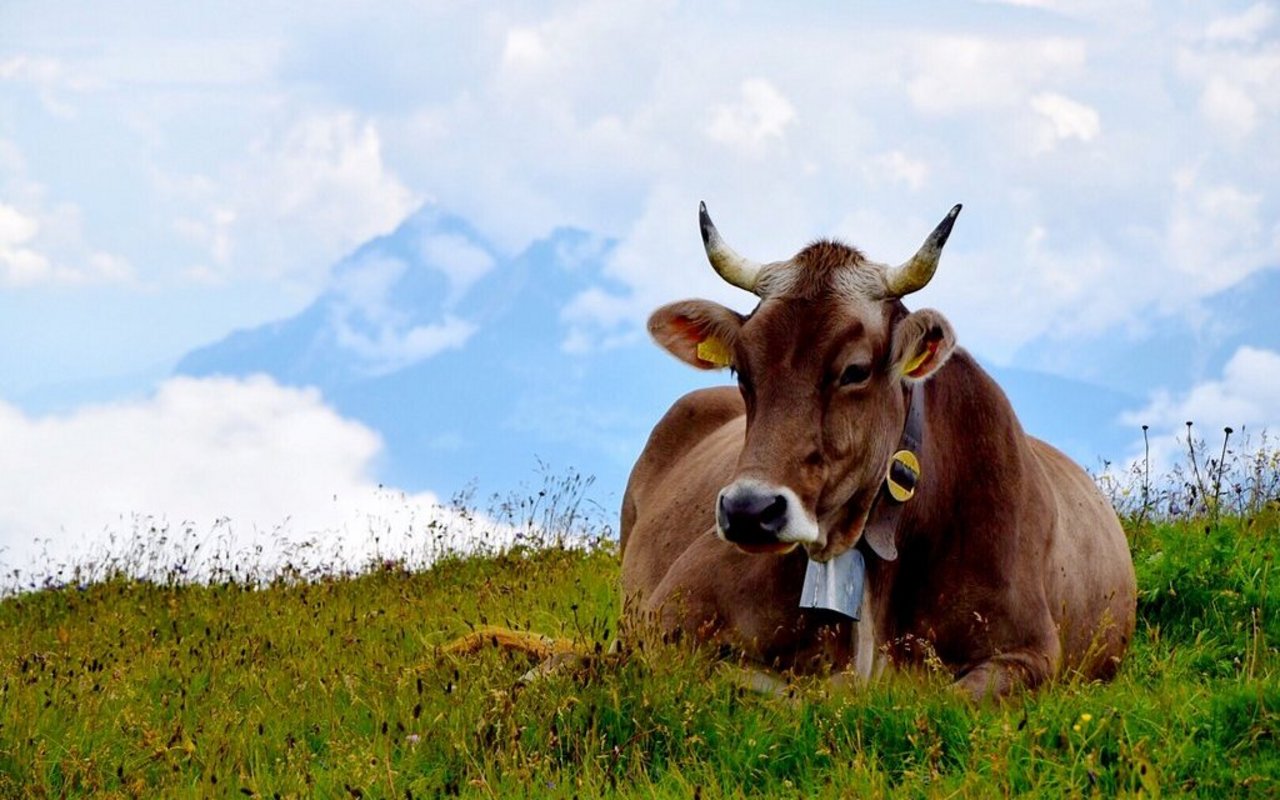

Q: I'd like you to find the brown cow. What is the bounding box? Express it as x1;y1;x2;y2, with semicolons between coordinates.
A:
619;203;1136;699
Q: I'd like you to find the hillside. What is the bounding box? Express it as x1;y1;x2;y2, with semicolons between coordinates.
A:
1;502;1277;797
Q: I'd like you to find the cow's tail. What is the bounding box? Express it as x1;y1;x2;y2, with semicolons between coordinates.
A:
442;625;581;660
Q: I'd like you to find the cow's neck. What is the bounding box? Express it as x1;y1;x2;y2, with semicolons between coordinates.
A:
800;380;923;620
867;350;1042;648
845;379;924;671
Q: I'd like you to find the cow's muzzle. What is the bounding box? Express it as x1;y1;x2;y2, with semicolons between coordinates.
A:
716;480;819;553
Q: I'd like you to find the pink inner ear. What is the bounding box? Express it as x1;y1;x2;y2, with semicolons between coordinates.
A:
670;316;704;344
906;337;940;379
662;315;722;369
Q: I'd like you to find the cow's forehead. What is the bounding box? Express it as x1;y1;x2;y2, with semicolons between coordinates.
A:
741;287;890;369
755;239;890;301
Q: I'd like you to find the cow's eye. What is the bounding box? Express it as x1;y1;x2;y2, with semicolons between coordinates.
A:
838;363;872;387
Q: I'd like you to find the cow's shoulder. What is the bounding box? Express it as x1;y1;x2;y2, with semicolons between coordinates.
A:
639;385;744;468
621;386;743;551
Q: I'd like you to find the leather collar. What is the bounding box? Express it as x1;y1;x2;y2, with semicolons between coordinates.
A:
861;381;925;562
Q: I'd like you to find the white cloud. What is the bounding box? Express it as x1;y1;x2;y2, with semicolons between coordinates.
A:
930;219;1132;354
0;55;64;83
3;36;281;94
1030;92;1101;152
705;79;797;156
331;254;407;319
1179;9;1280;142
979;0;1153;24
1025;224;1109;305
1184;48;1280;142
0;54;92;117
1200;76;1259;138
0;201;135;287
1120;345;1280;469
173;207;237;279
0;138;137;288
866;150;930;190
0;376;506;584
0;203;46;283
1166;169;1271;295
174;113;419;287
1205;2;1276;44
333;315;477;375
0;204;39;242
561;287;648;353
421;232;495;299
907;36;1087;115
503;28;549;68
0;138;23;174
325;248;482;373
385;3;674;252
85;252;134;283
261;115;411;223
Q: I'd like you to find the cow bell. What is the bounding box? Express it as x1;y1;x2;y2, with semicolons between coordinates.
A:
799;547;866;620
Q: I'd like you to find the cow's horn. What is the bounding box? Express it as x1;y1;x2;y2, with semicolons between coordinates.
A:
884;204;962;297
700;201;764;295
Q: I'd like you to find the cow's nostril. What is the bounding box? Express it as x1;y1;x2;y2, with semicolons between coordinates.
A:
758;495;788;531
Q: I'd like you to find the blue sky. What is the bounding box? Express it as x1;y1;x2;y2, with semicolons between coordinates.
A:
1;1;1278;575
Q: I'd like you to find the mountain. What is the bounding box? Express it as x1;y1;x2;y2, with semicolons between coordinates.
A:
1011;269;1280;401
176;205;722;509
176;204;1141;507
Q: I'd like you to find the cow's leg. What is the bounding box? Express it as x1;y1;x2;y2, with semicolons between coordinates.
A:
953;645;1057;701
635;534;855;675
725;665;793;697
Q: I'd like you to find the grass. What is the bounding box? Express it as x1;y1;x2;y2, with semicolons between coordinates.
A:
1;456;1278;797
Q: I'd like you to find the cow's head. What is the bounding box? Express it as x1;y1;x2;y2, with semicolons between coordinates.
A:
649;203;961;562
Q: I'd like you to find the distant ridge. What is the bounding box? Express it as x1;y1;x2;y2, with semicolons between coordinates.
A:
176;203;1147;504
175;203;721;504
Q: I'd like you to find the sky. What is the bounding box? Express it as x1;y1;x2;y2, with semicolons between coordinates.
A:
1;0;1278;579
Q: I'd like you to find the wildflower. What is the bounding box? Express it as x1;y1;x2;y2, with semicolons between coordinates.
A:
405;734;421;746
1080;713;1092;723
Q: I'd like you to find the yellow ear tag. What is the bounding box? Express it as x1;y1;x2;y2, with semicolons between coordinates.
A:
903;350;930;375
903;339;939;378
696;337;733;368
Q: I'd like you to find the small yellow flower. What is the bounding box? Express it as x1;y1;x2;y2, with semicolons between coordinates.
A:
1073;724;1081;732
1080;713;1093;723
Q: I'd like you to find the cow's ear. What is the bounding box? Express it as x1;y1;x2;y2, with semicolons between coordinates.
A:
890;308;956;382
648;300;744;370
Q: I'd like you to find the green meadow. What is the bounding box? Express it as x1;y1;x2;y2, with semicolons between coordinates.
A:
1;445;1277;797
